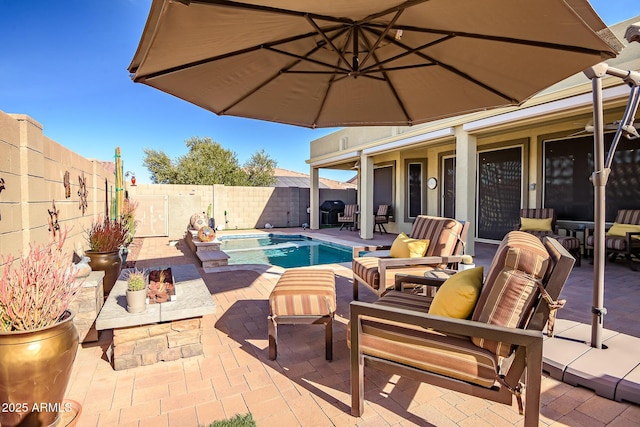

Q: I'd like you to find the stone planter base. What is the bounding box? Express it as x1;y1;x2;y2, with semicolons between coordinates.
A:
111;317;203;370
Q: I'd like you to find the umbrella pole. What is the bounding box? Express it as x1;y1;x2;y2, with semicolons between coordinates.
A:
585;58;640;349
585;65;608;349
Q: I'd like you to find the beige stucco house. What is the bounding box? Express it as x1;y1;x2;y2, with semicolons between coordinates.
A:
307;16;640;254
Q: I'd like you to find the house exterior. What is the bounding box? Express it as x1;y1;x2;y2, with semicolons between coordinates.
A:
307;16;640;254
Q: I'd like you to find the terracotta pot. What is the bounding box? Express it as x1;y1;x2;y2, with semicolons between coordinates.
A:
86;250;122;297
126;288;147;313
0;311;79;427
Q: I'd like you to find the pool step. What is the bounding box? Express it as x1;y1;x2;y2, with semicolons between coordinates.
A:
198;250;230;272
184;229;229;270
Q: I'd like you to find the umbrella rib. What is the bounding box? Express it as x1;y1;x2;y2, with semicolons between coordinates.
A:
369;23;617;57
134;30;327;82
359;10;404;70
356;0;431;25
263;46;351;74
367;27;518;103
359;33;413;123
360;31;454;73
221;28;350;116
190;0;353;25
305;15;352;71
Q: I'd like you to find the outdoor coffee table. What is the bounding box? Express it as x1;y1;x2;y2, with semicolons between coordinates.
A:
96;264;216;370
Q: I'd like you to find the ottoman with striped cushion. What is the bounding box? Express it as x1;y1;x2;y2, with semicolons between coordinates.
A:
268;268;336;360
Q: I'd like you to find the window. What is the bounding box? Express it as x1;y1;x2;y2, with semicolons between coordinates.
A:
544;134;640;222
442;156;456;218
406;160;425;219
373;164;394;215
477;147;522;240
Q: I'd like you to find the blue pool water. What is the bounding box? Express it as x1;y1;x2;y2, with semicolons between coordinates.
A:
218;234;352;268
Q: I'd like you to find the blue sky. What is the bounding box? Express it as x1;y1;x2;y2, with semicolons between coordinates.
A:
2;1;639;184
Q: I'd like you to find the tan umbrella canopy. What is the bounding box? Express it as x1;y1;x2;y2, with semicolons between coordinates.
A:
129;0;622;129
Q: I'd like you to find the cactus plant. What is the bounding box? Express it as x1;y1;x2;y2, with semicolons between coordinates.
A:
126;269;147;292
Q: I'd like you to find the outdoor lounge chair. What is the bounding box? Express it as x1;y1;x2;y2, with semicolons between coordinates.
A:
350;231;575;426
351;215;468;300
585;209;640;271
338;204;358;231
517;208;582;266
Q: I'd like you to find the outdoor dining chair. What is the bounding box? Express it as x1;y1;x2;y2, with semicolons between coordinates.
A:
517;208;582;266
338;204;358;231
585;209;640;271
374;204;390;234
349;231;575;427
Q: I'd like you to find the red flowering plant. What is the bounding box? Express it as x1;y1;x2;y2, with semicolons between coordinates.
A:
85;216;130;253
0;230;83;331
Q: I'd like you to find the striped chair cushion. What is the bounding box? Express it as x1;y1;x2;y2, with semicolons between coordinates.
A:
616;209;640;225
353;216;464;291
586;235;630;251
553;235;581;251
352;256;439;290
472;232;550;358
349;291;499;388
269;269;336;317
410;216;464;260
375;204;389;221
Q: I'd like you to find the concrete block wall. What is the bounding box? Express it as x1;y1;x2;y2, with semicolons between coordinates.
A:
128;183;355;239
0;111;115;265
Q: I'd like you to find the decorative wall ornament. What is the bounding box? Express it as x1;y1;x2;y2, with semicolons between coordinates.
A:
64;171;71;198
48;200;60;237
78;173;88;215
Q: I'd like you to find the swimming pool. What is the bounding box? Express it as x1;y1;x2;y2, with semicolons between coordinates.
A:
218;234;352;268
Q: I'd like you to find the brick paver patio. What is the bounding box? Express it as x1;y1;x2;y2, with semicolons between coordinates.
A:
67;228;640;426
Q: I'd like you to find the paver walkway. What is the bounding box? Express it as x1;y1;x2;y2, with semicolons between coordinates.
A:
67;228;640;426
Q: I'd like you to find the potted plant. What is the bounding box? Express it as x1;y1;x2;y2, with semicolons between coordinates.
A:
85;216;130;297
0;230;82;427
125;268;147;314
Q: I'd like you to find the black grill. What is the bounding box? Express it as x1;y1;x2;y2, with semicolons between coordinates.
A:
319;200;345;225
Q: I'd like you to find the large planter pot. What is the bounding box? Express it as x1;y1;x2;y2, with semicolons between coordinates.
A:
86;250;122;297
0;311;79;427
126;288;147;313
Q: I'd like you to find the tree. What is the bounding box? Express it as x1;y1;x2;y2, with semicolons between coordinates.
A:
244;149;277;187
143;137;277;186
142;149;176;184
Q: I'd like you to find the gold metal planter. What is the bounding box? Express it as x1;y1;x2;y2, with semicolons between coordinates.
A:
0;312;79;427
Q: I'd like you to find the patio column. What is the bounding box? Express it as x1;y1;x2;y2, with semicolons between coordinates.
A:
455;127;477;255
310;166;320;230
359;155;374;240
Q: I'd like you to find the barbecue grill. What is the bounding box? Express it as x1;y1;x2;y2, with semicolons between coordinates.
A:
319;200;345;226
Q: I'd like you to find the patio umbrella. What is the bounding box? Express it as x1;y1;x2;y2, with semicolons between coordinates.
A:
128;0;622;129
128;1;624;345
